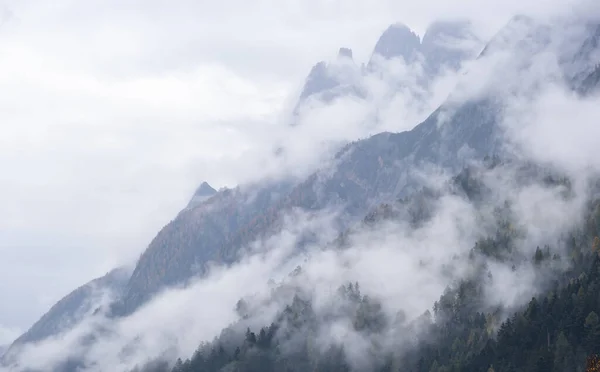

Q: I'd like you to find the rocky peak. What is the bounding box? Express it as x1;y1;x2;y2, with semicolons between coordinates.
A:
194;182;217;197
337;47;353;60
298;61;339;101
369;22;421;63
186;181;217;209
421;20;482;74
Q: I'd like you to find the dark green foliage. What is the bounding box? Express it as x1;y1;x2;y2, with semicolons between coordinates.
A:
157;249;600;372
399;201;600;372
150;283;391;372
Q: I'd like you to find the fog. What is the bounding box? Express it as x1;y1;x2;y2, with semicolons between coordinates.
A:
2;0;600;371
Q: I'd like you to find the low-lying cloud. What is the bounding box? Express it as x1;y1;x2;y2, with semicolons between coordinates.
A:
3;0;600;371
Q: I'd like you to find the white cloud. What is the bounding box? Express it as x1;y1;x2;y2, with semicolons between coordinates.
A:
6;154;593;371
0;0;596;354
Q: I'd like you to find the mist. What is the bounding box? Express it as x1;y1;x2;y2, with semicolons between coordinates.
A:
2;0;600;371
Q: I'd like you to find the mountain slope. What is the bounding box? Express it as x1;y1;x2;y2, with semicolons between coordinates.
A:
185;182;217;209
116;20;487;316
2;266;130;360
121;11;599;319
119;181;295;314
9;13;600;369
140;160;600;372
117;101;500;317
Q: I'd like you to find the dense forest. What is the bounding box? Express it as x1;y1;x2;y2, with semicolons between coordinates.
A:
128;161;600;372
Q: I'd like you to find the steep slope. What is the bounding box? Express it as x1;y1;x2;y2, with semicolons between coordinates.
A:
115;19;524;317
12;14;600;365
185;182;217;209
290;47;364;121
126;12;600;312
296;47;362;103
117;102;498;317
119;181;295;314
101;14;600;318
367;22;422;67
2;266;130;359
113;21;486;316
145;160;599;372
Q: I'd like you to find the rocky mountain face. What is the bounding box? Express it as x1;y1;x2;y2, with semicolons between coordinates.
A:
116;15;600;318
369;23;421;63
6;13;600;364
292;20;483;121
118;181;295;314
367;20;480;75
113;19;484;317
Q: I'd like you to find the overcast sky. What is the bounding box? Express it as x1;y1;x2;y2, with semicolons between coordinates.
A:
0;0;585;345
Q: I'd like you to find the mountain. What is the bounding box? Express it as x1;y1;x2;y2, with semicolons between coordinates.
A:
156;205;600;372
3;19;485;355
118;14;594;317
367;20;481;75
7;11;600;370
185;182;217;209
420;20;482;75
297;47;360;102
113;19;488;317
2;267;131;361
292;20;483;121
139;158;600;372
291;46;364;120
118;181;295;314
366;22;421;71
119;13;568;310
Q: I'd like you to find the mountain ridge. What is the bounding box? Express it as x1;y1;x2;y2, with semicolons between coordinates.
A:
5;12;600;370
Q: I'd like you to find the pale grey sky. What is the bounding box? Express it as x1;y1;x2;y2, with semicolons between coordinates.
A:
0;0;584;345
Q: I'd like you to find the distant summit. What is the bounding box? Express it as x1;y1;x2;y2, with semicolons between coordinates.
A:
297;61;341;102
296;47;358;103
367;20;482;74
195;182;217;197
420;20;482;74
368;23;421;65
291;19;482;124
337;47;353;60
291;47;362;121
186;181;217;209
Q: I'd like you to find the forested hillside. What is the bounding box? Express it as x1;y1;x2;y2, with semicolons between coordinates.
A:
128;161;600;372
